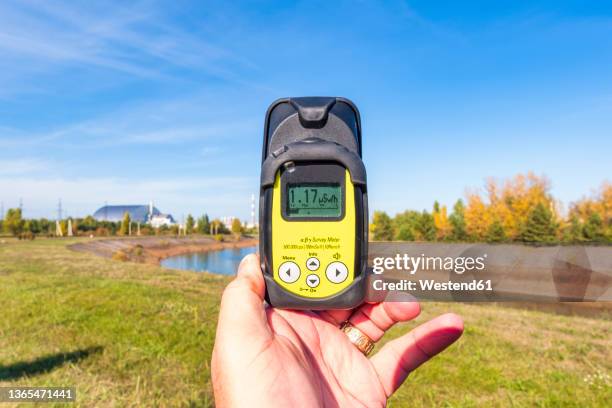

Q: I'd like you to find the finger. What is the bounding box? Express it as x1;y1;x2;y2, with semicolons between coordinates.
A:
215;254;272;343
235;253;266;297
348;301;421;341
317;309;353;326
370;313;463;397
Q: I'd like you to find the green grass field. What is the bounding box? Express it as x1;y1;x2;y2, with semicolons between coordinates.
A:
0;239;610;407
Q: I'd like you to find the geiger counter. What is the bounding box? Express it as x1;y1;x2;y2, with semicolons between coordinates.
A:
259;97;368;309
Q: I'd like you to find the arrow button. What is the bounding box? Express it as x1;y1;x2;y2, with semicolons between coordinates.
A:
325;262;349;284
278;261;300;283
306;274;320;288
306;257;320;271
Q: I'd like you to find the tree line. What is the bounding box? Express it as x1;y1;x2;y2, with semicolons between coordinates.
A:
371;173;611;244
0;210;250;239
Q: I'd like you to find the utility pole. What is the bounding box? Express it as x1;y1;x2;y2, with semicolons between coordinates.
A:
19;197;23;213
57;199;63;221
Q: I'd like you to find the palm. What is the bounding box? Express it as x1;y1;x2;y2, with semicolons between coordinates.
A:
212;255;463;408
256;309;386;407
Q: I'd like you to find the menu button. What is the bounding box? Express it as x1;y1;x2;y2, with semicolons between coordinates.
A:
278;261;300;283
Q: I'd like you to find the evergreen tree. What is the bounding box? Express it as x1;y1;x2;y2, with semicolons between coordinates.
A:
583;212;605;242
185;214;195;234
486;219;507;243
39;218;51;235
562;215;583;243
198;214;211;234
28;219;41;234
120;212;131;236
519;202;557;243
449;199;468;241
371;211;394;241
395;225;415;241
416;211;436;241
393;210;420;241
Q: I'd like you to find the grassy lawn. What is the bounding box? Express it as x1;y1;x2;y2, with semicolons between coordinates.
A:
0;239;610;407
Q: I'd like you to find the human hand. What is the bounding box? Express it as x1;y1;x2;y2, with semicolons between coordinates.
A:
211;254;463;407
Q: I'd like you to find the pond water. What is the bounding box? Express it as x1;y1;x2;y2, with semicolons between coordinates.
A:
160;246;258;275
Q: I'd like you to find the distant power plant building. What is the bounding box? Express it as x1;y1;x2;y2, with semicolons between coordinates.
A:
92;202;175;226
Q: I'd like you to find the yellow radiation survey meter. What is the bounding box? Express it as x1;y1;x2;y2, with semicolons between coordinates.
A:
259;97;368;309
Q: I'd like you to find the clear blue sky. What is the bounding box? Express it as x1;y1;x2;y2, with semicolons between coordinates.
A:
1;0;611;220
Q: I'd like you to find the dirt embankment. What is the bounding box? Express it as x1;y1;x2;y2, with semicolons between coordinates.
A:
69;236;258;264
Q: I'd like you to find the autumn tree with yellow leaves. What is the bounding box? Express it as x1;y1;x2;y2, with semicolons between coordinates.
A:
372;173;610;244
432;201;452;241
456;173;560;242
464;193;489;241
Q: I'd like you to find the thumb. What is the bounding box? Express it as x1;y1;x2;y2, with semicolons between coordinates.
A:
215;253;272;343
235;253;266;299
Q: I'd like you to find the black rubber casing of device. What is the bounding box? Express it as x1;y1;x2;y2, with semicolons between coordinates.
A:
259;97;368;310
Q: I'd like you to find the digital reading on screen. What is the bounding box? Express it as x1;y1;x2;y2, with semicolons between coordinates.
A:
286;184;341;217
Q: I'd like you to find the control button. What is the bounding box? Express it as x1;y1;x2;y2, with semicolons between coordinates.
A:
306;257;320;271
306;274;320;288
325;262;349;284
278;261;300;283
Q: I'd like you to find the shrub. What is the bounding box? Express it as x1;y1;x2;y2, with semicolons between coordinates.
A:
95;227;110;237
112;250;129;262
17;232;35;240
132;245;144;257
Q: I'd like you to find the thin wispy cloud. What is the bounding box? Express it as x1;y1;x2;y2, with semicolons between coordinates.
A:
0;158;50;176
0;89;260;149
0;0;256;89
19;121;256;149
0;3;160;79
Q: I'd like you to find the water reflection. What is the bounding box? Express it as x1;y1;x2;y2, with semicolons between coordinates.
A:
160;246;257;275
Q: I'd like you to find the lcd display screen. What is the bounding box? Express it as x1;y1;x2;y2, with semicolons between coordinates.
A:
286;184;342;217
